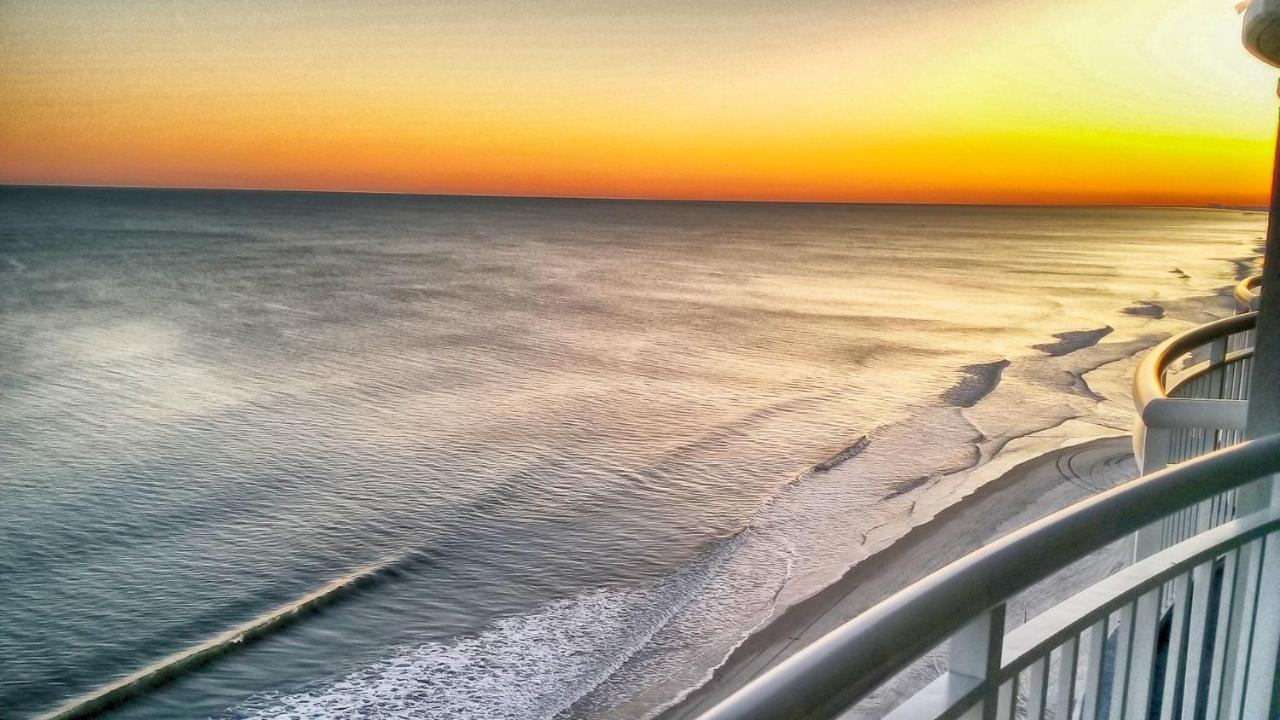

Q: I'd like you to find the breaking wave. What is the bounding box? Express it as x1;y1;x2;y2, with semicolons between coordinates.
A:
236;537;747;720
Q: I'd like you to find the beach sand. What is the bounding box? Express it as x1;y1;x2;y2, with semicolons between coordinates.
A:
659;434;1137;720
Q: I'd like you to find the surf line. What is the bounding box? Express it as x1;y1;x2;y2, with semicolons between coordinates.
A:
39;552;418;720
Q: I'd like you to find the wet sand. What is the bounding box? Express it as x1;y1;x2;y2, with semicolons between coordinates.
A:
659;435;1135;720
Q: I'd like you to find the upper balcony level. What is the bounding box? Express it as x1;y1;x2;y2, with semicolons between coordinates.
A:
1132;312;1254;475
696;300;1280;720
1235;275;1262;313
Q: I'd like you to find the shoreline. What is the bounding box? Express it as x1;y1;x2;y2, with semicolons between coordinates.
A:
650;269;1256;720
655;434;1136;720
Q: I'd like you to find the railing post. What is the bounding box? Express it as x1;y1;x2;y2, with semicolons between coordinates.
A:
1242;530;1280;719
1056;636;1079;720
1159;573;1192;720
1135;427;1172;559
1235;472;1277;517
1218;538;1267;719
1140;425;1170;476
948;604;1006;720
1125;587;1164;718
1180;559;1222;718
1082;619;1108;720
1210;335;1228;399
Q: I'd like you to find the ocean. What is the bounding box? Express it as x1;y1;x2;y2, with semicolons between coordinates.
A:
0;187;1262;719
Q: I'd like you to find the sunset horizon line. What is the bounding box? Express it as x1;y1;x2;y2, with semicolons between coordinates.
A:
4;182;1268;213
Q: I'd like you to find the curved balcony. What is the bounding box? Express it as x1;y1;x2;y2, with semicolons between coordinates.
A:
696;313;1280;720
1131;313;1259;556
1235;274;1262;313
1132;312;1255;474
697;437;1280;720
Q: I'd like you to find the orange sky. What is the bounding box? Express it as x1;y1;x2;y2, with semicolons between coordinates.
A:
1;0;1278;204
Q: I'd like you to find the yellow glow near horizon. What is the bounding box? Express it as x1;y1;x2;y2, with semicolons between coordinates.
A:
0;0;1276;204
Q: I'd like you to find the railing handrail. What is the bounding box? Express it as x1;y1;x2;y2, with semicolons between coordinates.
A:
1132;311;1256;420
1234;274;1262;311
694;434;1280;720
998;504;1280;674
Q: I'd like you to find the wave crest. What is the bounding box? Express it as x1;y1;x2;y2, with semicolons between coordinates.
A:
237;539;743;720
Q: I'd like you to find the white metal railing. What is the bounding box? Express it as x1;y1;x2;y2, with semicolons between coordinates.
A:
697;309;1280;720
1234;274;1262;313
695;436;1280;720
1233;275;1260;362
1132;312;1255;473
1132;313;1256;556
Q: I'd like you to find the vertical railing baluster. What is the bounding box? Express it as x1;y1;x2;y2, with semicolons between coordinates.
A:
1182;560;1215;719
1160;573;1192;720
1136;427;1172;559
1221;538;1265;719
949;605;1006;720
1205;549;1240;719
1126;586;1164;718
1203;330;1223;397
995;677;1017;720
1026;655;1049;720
1223;356;1233;407
1242;530;1280;718
1109;602;1136;720
1057;635;1080;720
1210;334;1226;400
1082;618;1109;720
1143;426;1171;475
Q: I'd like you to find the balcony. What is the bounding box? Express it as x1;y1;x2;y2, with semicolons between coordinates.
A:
1236;275;1262;313
696;309;1280;720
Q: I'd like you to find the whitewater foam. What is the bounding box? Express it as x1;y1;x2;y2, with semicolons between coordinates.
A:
237;538;746;719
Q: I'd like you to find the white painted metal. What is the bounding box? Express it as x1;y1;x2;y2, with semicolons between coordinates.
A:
1158;574;1190;720
1108;602;1136;720
1025;656;1048;720
1124;587;1163;717
1234;275;1262;313
1203;549;1239;718
1133;314;1259;565
1241;530;1280;718
1083;619;1108;720
1180;562;1215;720
694;439;1280;720
1056;636;1079;720
695;308;1280;720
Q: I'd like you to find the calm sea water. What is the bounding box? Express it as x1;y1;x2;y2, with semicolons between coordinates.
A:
0;187;1262;719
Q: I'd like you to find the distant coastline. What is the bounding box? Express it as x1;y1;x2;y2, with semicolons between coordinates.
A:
0;183;1267;212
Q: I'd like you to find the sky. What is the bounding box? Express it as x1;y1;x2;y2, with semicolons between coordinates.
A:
1;0;1278;204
